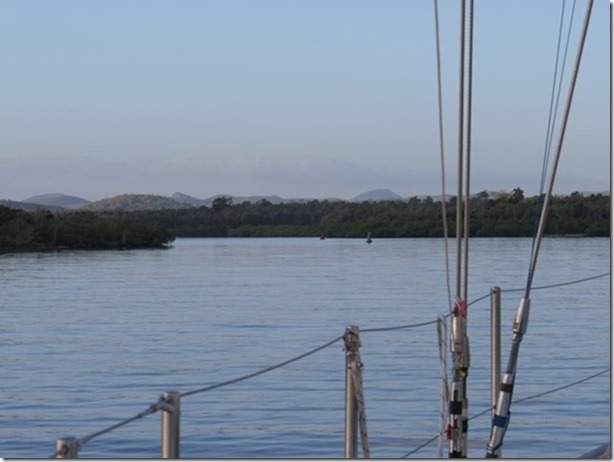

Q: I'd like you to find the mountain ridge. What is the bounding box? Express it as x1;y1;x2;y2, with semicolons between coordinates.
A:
24;193;91;209
1;189;608;212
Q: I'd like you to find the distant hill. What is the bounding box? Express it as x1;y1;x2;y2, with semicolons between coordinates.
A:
14;188;607;213
23;193;90;209
0;199;65;212
80;194;193;211
172;192;208;207
352;189;403;202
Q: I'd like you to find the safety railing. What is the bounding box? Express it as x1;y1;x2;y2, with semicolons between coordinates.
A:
50;271;609;459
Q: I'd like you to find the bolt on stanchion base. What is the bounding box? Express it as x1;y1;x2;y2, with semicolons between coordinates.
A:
55;437;79;458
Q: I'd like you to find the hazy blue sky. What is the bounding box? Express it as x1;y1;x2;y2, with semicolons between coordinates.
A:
0;0;609;201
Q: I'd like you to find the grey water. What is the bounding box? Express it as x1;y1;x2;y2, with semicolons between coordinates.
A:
1;237;610;458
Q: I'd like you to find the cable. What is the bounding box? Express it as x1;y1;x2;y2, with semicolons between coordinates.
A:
46;269;607;457
531;0;577;269
463;0;474;304
402;367;609;458
48;399;163;458
361;318;441;333
502;271;609;293
180;335;343;398
433;0;453;314
486;5;598;451
512;367;609;405
524;0;594;299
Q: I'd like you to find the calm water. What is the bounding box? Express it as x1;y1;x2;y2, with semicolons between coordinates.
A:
1;237;610;458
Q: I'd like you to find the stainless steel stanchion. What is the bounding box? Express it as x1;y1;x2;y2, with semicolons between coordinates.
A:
55;437;79;458
344;325;360;458
490;286;502;458
490;287;501;413
160;391;181;458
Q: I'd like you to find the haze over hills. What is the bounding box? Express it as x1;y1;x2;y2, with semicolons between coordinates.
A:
80;194;193;211
78;189;404;210
352;189;403;202
2;188;609;212
0;199;66;212
24;193;91;209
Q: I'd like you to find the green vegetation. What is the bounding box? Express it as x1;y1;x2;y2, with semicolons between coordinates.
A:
106;190;610;239
0;190;608;252
0;207;175;252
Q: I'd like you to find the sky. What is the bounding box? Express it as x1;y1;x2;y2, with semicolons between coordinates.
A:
0;0;610;202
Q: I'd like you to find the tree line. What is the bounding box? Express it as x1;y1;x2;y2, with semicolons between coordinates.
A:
0;190;608;251
0;206;175;251
104;190;610;239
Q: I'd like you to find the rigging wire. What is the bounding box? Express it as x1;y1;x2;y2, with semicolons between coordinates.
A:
462;0;474;304
433;0;453;314
455;0;466;303
486;0;594;457
447;0;475;457
541;0;578;196
402;367;609;458
180;335;343;398
524;0;593;299
540;0;567;197
531;0;577;262
45;270;607;457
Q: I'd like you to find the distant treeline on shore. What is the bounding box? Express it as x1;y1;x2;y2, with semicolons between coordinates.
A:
0;190;609;251
0;206;174;251
126;190;610;238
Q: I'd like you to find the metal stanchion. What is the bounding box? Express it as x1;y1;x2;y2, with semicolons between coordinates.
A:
160;391;181;458
490;286;502;458
344;325;360;458
55;437;79;458
490;287;501;411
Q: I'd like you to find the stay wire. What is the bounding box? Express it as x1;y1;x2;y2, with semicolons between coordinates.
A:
455;0;466;302
524;0;593;299
433;0;453;313
401;367;610;458
462;0;474;303
540;0;568;196
531;0;577;265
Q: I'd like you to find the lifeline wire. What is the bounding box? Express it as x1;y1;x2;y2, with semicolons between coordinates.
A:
48;399;164;458
180;335;343;398
503;271;609;293
47;270;607;457
402;367;609;458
